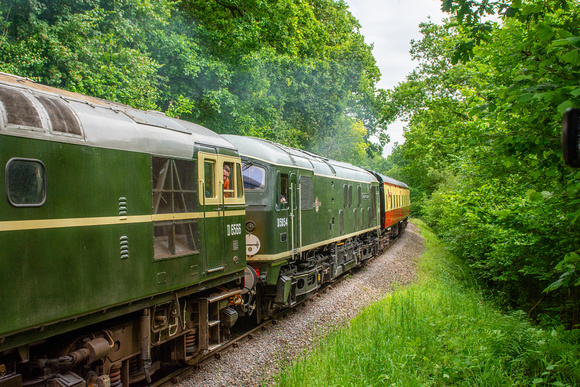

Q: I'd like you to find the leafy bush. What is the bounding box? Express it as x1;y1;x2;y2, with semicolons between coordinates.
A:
276;220;580;386
384;1;580;327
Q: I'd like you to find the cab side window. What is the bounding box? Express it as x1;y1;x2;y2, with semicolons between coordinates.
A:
223;162;234;198
279;173;289;208
223;161;244;201
204;160;215;198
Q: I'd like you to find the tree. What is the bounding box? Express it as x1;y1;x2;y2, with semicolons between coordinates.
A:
0;0;383;157
175;0;383;151
0;0;169;109
384;1;580;327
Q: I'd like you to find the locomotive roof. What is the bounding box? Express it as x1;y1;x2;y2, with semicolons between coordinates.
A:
0;72;235;158
223;135;377;183
374;172;409;189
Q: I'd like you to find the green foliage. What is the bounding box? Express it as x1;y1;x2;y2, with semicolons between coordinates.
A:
0;0;167;109
183;0;383;149
275;220;580;386
545;252;580;292
310;119;369;166
384;0;580;327
0;0;383;155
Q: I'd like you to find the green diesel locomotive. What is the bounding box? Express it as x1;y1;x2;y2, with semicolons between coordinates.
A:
0;73;249;387
223;135;387;321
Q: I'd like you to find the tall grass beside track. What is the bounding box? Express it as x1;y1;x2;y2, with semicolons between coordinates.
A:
274;219;580;386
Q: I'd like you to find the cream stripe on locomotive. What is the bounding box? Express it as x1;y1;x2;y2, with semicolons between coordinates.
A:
248;225;380;262
0;210;245;232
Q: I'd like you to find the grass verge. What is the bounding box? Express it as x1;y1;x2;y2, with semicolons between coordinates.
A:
273;219;580;386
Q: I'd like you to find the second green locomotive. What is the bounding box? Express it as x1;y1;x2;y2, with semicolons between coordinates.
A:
224;135;385;321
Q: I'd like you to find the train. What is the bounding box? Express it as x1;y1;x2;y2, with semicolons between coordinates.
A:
0;72;410;387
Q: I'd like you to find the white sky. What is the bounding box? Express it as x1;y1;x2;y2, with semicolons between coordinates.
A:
344;0;447;155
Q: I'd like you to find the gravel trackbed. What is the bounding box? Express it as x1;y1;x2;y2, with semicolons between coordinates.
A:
179;222;425;387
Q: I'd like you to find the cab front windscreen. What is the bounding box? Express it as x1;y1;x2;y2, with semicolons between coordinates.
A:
242;164;266;190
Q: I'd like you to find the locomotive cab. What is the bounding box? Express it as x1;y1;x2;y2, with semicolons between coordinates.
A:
240;159;305;309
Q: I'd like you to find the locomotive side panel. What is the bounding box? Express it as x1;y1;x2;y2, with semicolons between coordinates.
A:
0;136;154;341
298;174;379;252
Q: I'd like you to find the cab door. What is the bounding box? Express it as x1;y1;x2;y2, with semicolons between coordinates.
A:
277;171;299;259
198;151;222;275
289;173;299;258
220;157;245;273
198;151;245;277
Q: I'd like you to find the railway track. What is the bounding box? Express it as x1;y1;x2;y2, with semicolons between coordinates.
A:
154;226;421;387
150;285;335;387
151;232;404;386
152;318;273;387
150;242;401;386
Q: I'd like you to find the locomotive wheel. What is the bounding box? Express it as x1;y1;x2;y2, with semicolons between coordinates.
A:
183;350;206;366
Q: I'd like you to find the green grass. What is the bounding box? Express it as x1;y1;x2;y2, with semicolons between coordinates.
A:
273;219;580;386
